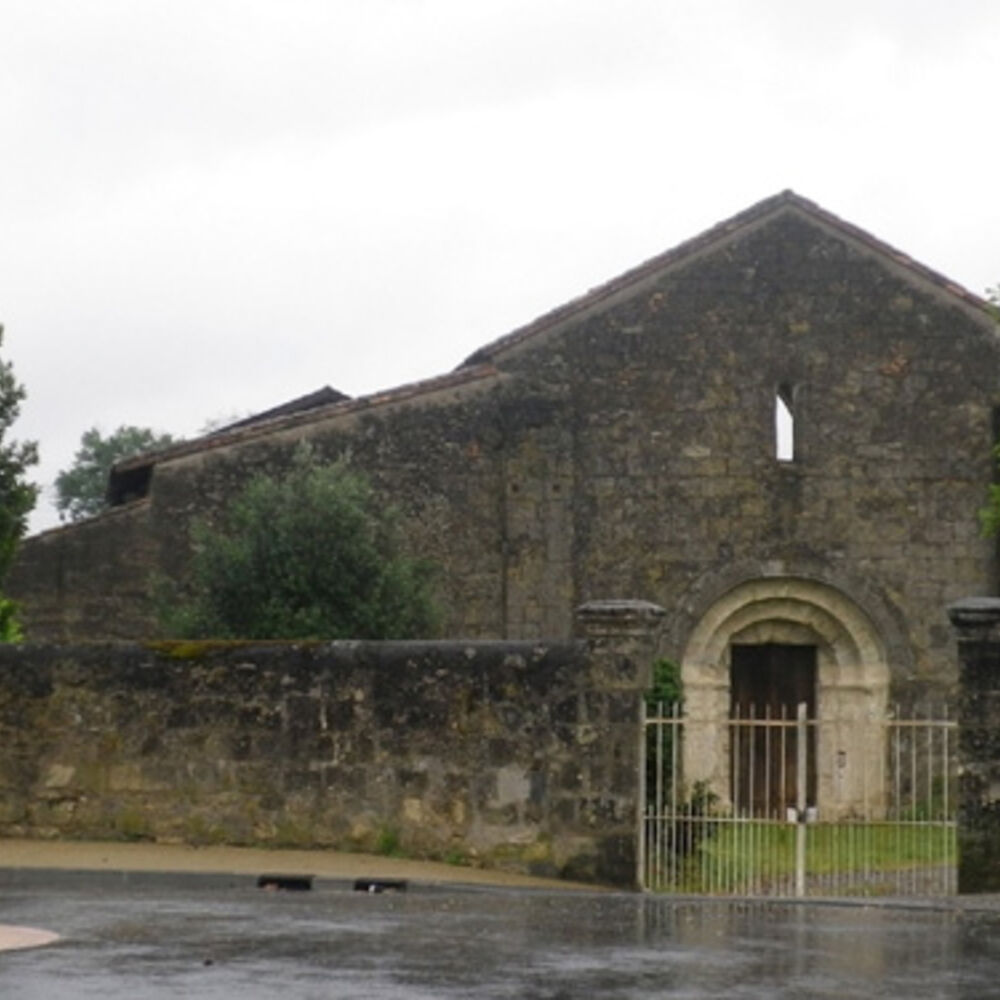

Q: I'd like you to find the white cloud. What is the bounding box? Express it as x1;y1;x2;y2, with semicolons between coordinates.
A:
2;0;998;533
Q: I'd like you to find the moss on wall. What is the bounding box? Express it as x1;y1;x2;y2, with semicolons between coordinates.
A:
0;635;647;886
9;201;998;702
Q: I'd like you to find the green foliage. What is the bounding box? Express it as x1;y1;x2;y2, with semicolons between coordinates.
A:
0;326;37;573
980;473;1000;538
373;826;403;857
985;285;1000;335
0;597;23;641
645;657;682;712
55;425;176;521
442;846;469;866
0;325;37;641
643;658;717;863
645;658;683;808
158;444;439;640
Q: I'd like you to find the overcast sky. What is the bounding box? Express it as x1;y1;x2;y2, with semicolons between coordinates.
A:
3;0;998;533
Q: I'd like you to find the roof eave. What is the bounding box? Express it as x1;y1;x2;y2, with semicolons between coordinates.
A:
461;189;994;367
110;362;501;476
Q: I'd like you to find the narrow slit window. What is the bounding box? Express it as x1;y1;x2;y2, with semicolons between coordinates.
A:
775;384;795;462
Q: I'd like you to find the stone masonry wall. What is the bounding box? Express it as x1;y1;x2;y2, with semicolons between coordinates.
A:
0;602;661;886
948;597;1000;892
7;502;157;641
492;212;999;700
8;203;999;705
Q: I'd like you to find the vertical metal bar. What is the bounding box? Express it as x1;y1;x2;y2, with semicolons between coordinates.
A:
780;701;788;817
691;748;701;893
665;703;671;891
861;713;871;893
638;697;647;890
943;706;952;893
897;712;905;896
730;708;740;895
665;701;672;889
666;705;673;892
781;703;789;896
943;705;950;819
909;710;918;896
675;710;684;893
925;705;933;893
752;702;758;893
930;712;937;891
795;701;807;898
893;706;903;822
762;704;770;815
654;701;664;890
753;704;760;896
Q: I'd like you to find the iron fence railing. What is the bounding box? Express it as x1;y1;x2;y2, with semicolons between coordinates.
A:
640;702;957;897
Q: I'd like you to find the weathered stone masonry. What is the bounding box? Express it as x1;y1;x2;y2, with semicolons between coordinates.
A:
949;597;1000;892
0;601;663;887
7;192;1000;840
10;192;998;714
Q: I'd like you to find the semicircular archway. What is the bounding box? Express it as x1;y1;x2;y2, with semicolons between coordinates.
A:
679;576;890;817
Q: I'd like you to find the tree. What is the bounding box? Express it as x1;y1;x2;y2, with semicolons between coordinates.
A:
55;425;176;522
158;445;439;640
0;325;38;639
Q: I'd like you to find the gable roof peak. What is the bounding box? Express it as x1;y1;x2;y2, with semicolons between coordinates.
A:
462;191;992;367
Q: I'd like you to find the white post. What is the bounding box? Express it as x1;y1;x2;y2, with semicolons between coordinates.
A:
637;698;647;890
795;701;808;898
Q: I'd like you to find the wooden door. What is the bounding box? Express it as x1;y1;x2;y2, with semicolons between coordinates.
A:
730;644;817;816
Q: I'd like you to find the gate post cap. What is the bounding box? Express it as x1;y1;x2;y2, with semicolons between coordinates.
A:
575;600;665;637
947;596;1000;632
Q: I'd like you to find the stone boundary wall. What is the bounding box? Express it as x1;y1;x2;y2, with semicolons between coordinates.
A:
0;602;664;887
948;596;1000;892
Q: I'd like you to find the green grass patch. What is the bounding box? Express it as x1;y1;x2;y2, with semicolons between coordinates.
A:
373;826;404;857
651;819;956;895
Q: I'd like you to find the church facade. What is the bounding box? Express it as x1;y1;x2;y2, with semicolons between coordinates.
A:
10;191;998;742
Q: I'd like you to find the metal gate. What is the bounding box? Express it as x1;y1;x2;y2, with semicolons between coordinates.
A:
640;702;957;897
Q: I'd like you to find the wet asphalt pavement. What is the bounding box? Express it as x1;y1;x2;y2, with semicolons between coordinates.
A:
3;871;1000;998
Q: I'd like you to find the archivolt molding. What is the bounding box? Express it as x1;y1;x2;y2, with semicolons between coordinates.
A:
681;575;890;816
682;576;887;685
679;575;895;817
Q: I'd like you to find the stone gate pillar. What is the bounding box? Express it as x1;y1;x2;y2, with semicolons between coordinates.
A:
575;599;664;888
947;596;1000;893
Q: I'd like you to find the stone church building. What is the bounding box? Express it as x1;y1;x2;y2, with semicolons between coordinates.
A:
9;190;999;811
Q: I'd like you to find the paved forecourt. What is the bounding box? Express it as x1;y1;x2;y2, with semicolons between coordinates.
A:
0;836;598;951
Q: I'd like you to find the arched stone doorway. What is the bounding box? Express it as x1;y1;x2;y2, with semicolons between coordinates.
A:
680;577;890;818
